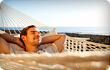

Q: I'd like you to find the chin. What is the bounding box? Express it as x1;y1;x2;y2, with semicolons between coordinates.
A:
32;42;40;46
32;40;41;46
32;43;40;47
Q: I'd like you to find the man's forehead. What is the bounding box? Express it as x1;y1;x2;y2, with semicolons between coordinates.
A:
28;27;39;32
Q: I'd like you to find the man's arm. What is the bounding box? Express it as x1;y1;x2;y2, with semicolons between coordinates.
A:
41;34;66;52
0;33;24;48
0;33;17;43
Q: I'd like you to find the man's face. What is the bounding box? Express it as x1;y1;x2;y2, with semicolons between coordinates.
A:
25;27;42;47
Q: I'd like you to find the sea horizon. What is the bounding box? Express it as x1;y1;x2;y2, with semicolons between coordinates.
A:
0;27;110;36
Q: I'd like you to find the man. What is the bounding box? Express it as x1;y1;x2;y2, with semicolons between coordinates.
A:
0;25;67;54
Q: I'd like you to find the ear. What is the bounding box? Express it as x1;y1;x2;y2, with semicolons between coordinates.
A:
21;35;26;41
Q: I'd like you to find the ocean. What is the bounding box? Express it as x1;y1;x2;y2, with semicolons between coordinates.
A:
0;27;110;35
55;27;110;35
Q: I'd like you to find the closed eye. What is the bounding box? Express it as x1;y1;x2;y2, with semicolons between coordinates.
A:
32;32;35;34
31;31;40;34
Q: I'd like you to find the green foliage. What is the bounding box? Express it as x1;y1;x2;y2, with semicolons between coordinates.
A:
103;41;110;45
65;33;110;45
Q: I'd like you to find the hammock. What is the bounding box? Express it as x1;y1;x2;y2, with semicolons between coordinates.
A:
0;52;109;70
0;2;110;70
0;2;52;34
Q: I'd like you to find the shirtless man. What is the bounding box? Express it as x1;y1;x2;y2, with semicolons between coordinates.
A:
0;25;66;54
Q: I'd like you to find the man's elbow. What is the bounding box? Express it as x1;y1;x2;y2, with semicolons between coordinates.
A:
61;34;66;39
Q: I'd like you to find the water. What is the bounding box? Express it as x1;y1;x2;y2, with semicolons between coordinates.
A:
0;27;110;35
55;27;110;35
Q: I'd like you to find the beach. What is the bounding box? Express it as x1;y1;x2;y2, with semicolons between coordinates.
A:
65;33;110;45
1;30;110;45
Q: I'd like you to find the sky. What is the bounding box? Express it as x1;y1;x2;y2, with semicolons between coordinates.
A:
1;0;110;27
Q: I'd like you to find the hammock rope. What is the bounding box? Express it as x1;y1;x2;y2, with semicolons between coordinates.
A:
2;11;12;34
1;9;21;34
0;2;52;34
1;11;5;32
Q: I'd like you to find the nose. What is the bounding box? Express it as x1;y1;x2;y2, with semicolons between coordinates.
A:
35;32;41;37
37;33;41;37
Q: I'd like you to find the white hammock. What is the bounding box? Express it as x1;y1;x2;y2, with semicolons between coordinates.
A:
0;51;109;70
0;2;110;70
0;2;52;34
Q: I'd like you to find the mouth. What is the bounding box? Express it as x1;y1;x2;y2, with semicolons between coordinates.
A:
36;38;40;40
33;37;41;41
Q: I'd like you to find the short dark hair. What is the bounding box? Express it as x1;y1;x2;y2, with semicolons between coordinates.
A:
20;25;37;46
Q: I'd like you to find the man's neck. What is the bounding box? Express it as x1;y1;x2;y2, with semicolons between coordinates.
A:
26;45;39;52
